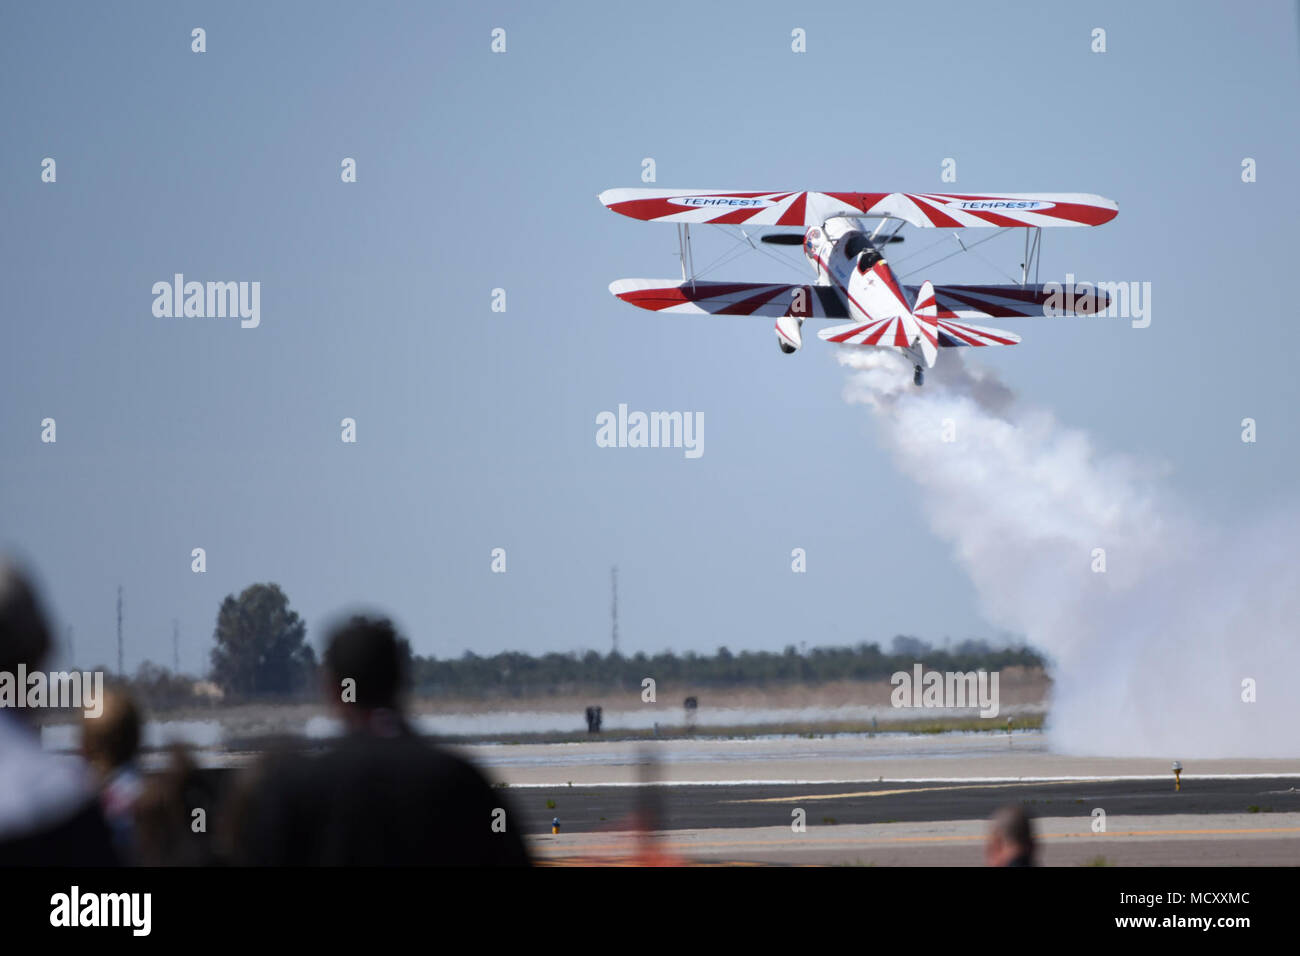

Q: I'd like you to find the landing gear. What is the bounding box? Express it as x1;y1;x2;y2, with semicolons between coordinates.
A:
913;365;924;387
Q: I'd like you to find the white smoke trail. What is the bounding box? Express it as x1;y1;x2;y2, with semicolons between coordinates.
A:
840;349;1300;757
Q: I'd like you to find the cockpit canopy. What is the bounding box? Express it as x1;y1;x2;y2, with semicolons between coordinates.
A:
842;231;884;273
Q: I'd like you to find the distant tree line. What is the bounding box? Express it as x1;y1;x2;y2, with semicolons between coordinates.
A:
109;582;1046;707
408;636;1045;699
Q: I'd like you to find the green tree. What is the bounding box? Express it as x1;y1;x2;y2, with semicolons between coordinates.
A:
209;583;316;698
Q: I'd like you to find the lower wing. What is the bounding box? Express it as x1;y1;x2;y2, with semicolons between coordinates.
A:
904;283;1109;319
609;279;847;318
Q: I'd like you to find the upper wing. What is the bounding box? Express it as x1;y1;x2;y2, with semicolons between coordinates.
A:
903;283;1111;319
609;279;848;318
599;189;872;227
599;189;1117;228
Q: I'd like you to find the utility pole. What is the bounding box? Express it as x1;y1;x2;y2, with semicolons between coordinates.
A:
610;565;619;656
66;625;74;668
116;586;124;678
172;619;180;673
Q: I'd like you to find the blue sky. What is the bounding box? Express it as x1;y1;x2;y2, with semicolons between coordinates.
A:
2;1;1297;670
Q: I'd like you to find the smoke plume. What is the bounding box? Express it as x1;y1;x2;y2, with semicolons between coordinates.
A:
840;349;1299;757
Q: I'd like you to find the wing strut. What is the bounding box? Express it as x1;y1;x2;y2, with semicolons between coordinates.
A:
1021;227;1041;287
677;224;696;292
870;217;905;244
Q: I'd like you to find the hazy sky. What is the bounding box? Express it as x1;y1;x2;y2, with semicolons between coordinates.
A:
2;1;1297;671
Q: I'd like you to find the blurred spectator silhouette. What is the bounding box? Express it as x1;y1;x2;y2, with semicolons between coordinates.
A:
134;743;218;866
985;804;1036;866
626;748;683;866
234;615;530;865
81;686;143;860
0;560;117;865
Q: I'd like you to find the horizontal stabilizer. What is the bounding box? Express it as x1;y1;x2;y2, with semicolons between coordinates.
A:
818;317;914;347
935;319;1021;347
818;316;1020;349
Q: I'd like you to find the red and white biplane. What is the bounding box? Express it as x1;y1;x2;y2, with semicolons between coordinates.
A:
599;188;1118;384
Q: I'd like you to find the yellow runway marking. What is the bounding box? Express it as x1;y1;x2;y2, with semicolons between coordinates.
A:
727;779;1103;804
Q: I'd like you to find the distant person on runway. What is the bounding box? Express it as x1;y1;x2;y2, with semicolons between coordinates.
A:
235;615;530;866
984;805;1036;867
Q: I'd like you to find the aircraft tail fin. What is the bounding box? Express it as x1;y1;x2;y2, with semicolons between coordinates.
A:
912;280;939;368
914;280;938;319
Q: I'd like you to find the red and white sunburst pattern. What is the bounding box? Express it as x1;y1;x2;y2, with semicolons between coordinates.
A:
599;188;1118;229
934;319;1021;347
819;315;914;347
608;279;846;318
905;283;1110;318
818;317;1020;349
598;190;865;228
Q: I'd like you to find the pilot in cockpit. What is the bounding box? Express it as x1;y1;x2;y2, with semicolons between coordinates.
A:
842;232;884;272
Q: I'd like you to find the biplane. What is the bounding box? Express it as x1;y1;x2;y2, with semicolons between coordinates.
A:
599;188;1118;384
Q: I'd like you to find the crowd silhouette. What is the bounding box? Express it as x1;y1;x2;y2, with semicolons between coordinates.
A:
0;561;528;867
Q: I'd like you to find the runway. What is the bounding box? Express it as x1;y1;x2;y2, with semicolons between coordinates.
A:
525;814;1300;866
185;731;1299;864
506;777;1300;834
454;732;1300;786
451;733;1300;865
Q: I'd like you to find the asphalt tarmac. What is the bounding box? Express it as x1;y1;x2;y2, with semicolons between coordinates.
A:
508;776;1300;834
190;732;1300;865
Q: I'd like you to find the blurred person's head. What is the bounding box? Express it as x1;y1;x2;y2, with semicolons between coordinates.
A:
0;560;53;681
322;616;407;727
0;561;122;865
985;804;1035;866
81;688;141;777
